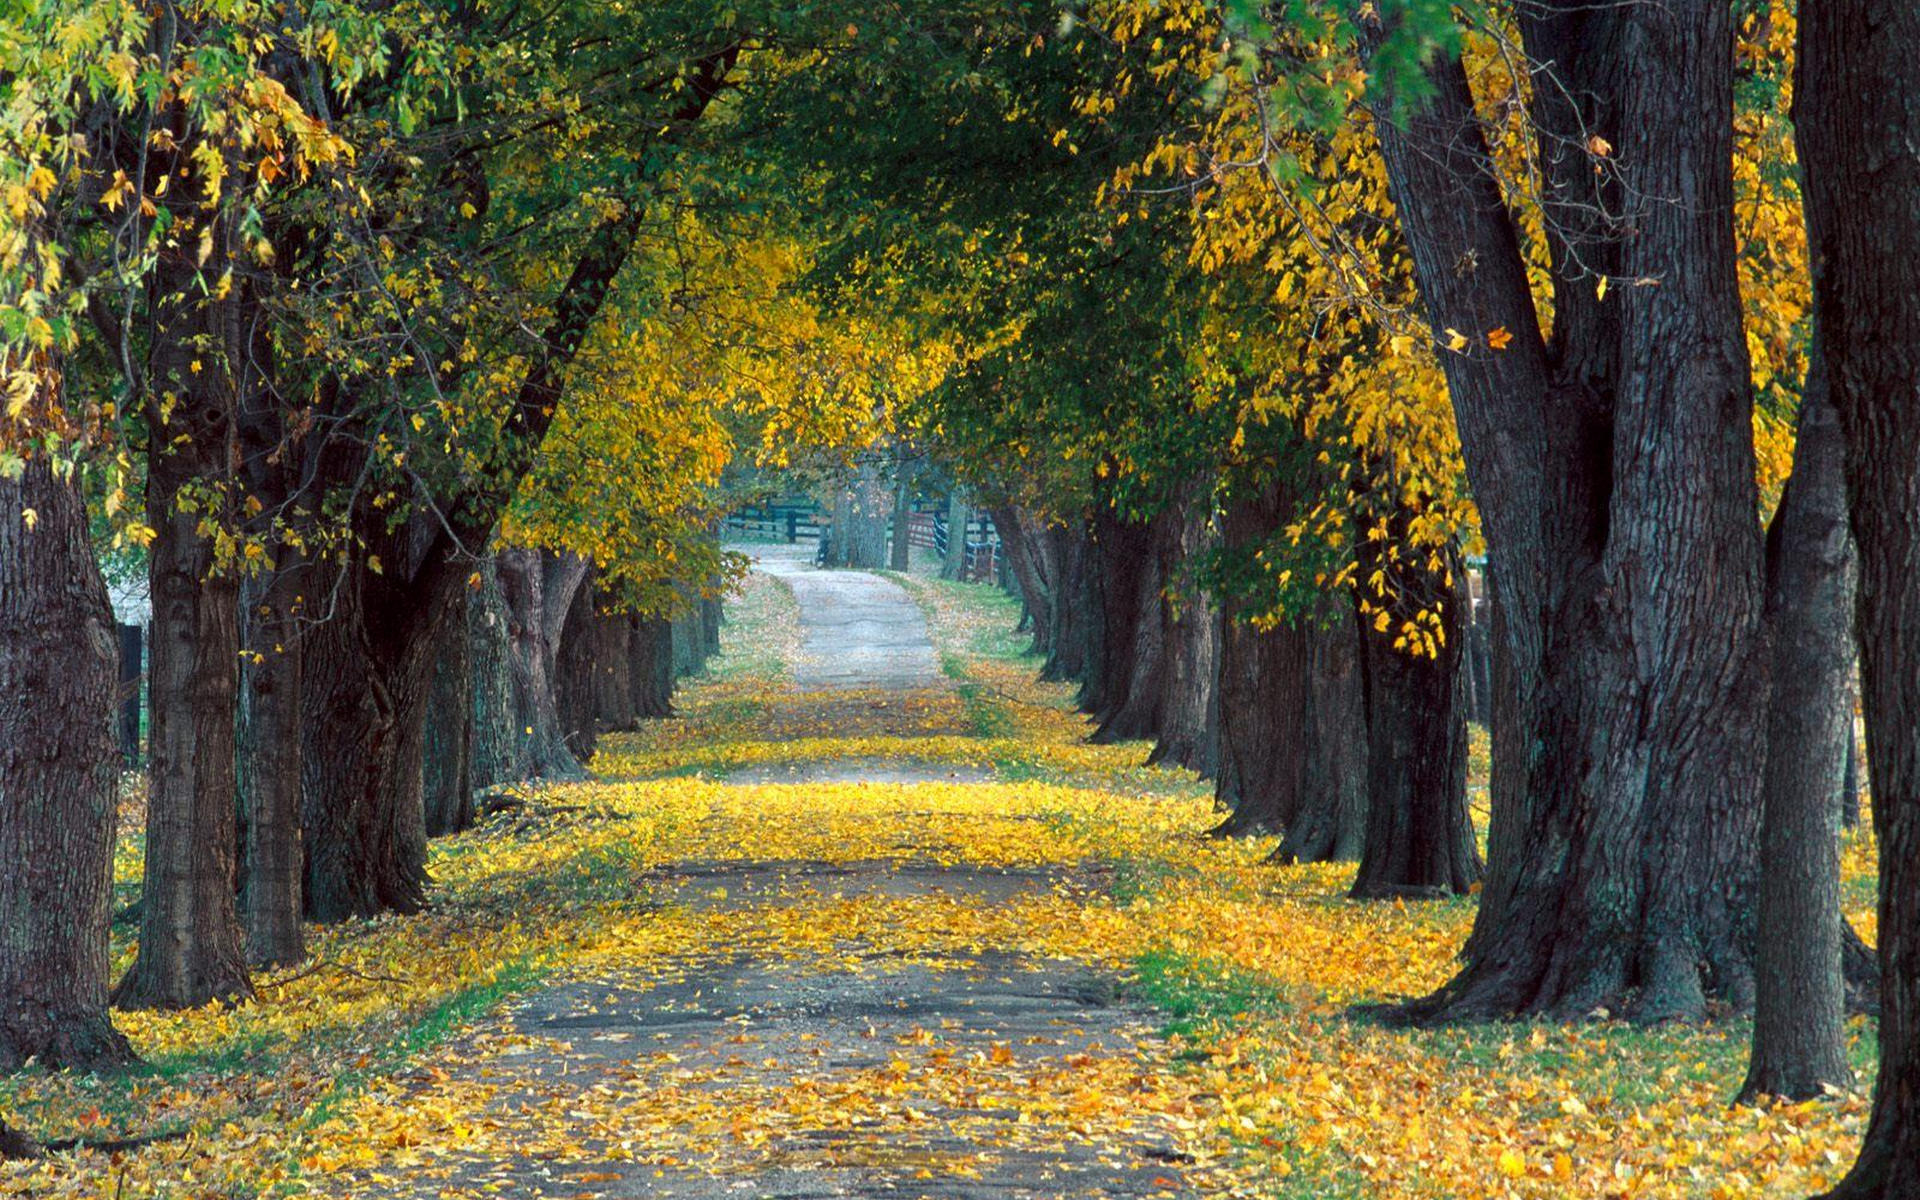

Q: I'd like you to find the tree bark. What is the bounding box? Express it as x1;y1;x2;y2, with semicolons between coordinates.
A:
1796;0;1920;1187
828;460;891;569
1042;520;1096;686
497;549;588;781
467;559;521;793
889;470;913;572
1082;509;1152;725
943;494;972;581
701;596;722;660
299;541;450;922
1146;495;1221;775
629;616;676;718
1274;621;1369;864
1367;0;1768;1022
1348;536;1479;900
992;505;1054;658
591;601;637;732
117;373;253;1010
240;556;306;968
423;588;475;837
0;455;135;1070
555;569;600;765
1739;352;1854;1103
1148;597;1220;776
1213;612;1311;837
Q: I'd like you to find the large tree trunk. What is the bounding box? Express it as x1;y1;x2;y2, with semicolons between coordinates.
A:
591;601;637;732
1213;613;1310;837
1148;596;1219;776
496;549;588;781
467;559;521;793
1211;483;1364;852
1082;510;1153;725
1739;354;1854;1103
0;455;135;1070
701;596;722;661
1347;534;1479;900
555;570;599;765
300;551;441;922
1367;0;1767;1023
423;588;475;837
1797;0;1920;1188
240;557;305;968
629;616;676;718
1041;520;1096;686
1274;621;1369;864
117;385;253;1010
1146;498;1220;775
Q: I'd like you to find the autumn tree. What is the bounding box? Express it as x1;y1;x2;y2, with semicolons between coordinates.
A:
1796;0;1920;1186
1325;0;1773;1022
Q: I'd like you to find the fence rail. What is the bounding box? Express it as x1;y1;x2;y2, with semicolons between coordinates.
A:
724;504;826;543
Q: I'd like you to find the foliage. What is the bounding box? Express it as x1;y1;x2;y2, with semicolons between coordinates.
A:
2;548;1880;1197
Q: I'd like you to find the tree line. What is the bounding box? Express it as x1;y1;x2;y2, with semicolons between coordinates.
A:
3;0;1919;1194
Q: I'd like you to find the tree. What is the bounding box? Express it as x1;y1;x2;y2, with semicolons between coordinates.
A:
1359;0;1769;1022
1796;0;1920;1187
115;253;254;1008
1739;352;1853;1103
0;447;136;1071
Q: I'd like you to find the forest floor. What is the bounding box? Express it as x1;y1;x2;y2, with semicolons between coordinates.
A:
0;547;1886;1199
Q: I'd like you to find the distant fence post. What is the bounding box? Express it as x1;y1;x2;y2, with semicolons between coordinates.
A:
786;510;798;543
117;622;142;767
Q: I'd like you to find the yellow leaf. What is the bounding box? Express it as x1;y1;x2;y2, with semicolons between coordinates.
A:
1443;328;1469;352
1498;1149;1527;1178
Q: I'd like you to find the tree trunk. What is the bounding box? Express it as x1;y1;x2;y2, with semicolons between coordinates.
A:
1274;621;1369;864
592;602;636;732
1213;613;1311;836
1367;0;1767;1022
1038;520;1094;685
468;559;521;793
555;571;599;765
829;460;891;569
1146;497;1220;775
889;472;913;571
1148;599;1219;775
240;557;305;968
944;494;972;581
1082;510;1153;725
0;455;135;1070
423;588;475;837
1841;711;1862;830
701;596;722;661
992;505;1054;658
1348;540;1479;900
1796;0;1920;1187
1739;352;1855;1103
630;616;676;718
496;549;587;781
117;399;252;1010
299;551;440;922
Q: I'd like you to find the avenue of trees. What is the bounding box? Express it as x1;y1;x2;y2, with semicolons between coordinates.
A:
1;0;1917;1194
